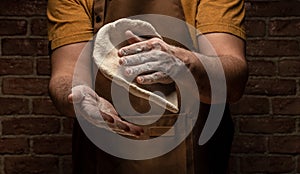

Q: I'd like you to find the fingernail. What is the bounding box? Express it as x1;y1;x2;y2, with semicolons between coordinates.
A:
119;58;124;65
120;49;127;56
137;77;144;83
67;94;73;103
136;48;142;53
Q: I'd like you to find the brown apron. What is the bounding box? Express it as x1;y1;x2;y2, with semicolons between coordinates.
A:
72;0;234;173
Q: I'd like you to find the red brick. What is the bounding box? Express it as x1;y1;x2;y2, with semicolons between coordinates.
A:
0;59;33;75
62;156;73;174
245;78;296;96
2;77;49;96
248;60;276;76
0;19;27;36
31;18;47;36
63;118;74;134
32;136;72;155
299;80;300;95
241;156;294;173
231;135;267;153
0;98;29;115
32;98;61;115
269;19;300;36
239;117;296;134
228;155;239;173
0;0;47;16
272;98;300;115
269;136;300;154
279;59;300;77
298;156;300;172
298;119;300;134
4;156;59;174
247;39;300;57
2;38;48;56
245;19;266;37
36;58;51;75
230;96;269;115
245;1;300;17
2;117;60;135
0;138;29;154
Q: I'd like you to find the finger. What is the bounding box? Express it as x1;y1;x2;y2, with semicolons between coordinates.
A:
125;30;161;44
124;62;156;76
128;124;144;135
107;125;141;138
98;97;119;116
118;41;152;57
79;103;116;126
99;110;115;123
125;30;145;44
68;93;75;103
107;119;144;136
137;71;173;84
118;37;168;57
119;53;156;66
115;120;130;132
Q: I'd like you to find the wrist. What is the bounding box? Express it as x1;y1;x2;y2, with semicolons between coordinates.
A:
49;75;76;117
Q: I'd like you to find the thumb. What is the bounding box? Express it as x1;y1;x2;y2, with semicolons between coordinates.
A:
125;30;144;44
68;93;83;104
68;86;86;103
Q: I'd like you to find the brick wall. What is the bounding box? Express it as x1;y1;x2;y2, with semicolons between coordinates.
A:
0;0;299;173
229;0;300;173
0;0;72;173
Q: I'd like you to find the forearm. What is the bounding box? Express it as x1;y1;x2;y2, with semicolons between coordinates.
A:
49;42;94;117
117;33;247;104
49;75;75;117
173;47;248;104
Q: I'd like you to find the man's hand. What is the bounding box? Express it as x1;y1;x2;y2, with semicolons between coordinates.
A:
118;32;185;85
68;85;144;137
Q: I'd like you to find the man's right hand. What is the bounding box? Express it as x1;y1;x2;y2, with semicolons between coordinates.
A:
68;85;144;137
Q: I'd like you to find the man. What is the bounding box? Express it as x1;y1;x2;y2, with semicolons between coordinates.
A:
47;0;248;173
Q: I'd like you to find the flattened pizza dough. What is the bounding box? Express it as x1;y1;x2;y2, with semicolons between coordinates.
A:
93;18;179;113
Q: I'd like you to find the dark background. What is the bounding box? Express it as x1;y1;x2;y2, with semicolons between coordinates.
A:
0;0;299;173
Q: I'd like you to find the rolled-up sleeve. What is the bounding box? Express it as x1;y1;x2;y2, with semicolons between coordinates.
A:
196;0;246;40
47;0;93;50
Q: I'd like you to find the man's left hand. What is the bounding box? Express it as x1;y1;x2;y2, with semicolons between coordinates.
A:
118;32;185;84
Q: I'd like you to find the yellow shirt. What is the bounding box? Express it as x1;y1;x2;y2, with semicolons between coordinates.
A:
47;0;245;50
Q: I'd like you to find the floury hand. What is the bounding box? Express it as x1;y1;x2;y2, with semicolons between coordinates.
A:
69;85;144;137
118;31;185;85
